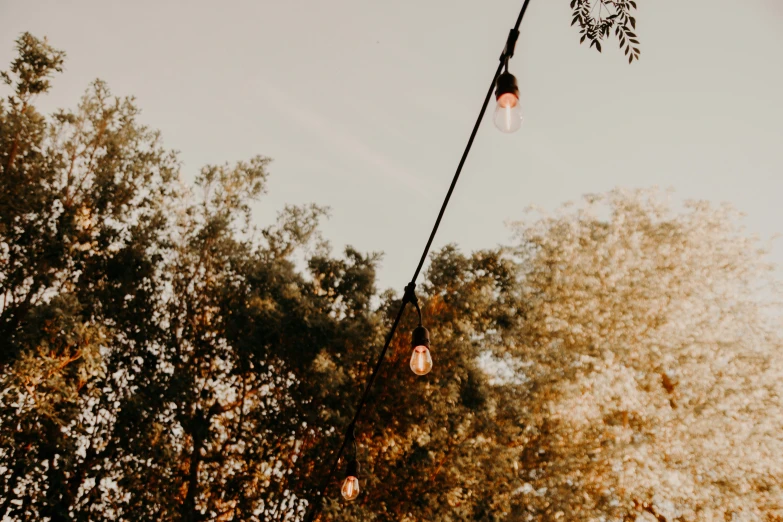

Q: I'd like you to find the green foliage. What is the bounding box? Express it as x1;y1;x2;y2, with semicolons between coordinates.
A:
3;33;782;522
1;32;64;99
570;0;641;62
0;33;385;521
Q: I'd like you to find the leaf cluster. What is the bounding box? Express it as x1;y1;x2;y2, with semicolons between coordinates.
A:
570;0;641;63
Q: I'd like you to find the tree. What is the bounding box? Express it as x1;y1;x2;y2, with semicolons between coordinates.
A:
317;245;526;522
1;32;179;521
502;189;783;520
0;33;379;521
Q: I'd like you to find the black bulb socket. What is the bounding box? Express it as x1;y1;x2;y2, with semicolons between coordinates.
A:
346;459;360;478
495;72;519;100
411;326;430;349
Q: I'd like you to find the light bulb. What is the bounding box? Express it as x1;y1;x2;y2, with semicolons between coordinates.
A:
493;93;522;133
341;476;360;501
493;71;522;133
410;345;433;376
410;325;433;376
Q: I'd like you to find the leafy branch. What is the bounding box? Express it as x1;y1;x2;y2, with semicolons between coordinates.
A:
570;0;641;63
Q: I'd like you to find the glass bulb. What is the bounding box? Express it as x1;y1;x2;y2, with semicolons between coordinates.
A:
410;345;433;376
493;93;522;133
341;476;360;501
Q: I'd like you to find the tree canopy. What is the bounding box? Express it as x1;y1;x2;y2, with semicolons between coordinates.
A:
2;33;781;522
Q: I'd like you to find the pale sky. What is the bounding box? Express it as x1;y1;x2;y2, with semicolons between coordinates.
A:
2;0;782;290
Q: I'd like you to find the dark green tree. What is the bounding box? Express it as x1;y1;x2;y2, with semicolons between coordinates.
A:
0;33;395;521
1;32;178;521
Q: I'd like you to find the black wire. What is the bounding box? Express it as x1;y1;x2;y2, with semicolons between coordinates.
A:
407;282;423;325
412;299;423;326
410;0;531;283
303;299;408;522
303;1;532;520
347;425;357;461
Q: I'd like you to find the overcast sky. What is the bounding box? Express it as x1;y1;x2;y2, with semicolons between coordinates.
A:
2;0;782;290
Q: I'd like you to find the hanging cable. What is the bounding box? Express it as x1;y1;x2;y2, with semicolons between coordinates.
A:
303;1;533;520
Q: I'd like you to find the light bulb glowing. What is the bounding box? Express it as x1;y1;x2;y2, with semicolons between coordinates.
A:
341;476;360;501
410;345;433;376
497;92;518;109
493;92;522;133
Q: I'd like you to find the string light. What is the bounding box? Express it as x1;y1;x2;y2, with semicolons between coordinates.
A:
341;470;360;501
409;292;433;376
410;326;433;376
494;13;523;134
494;72;522;133
304;2;533;519
341;432;361;501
